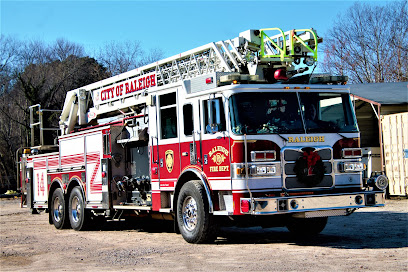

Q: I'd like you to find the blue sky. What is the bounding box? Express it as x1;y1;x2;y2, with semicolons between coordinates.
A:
0;0;393;60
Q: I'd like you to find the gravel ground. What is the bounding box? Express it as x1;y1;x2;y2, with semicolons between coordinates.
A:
0;198;407;271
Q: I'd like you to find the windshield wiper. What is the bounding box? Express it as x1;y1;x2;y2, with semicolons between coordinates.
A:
276;133;288;142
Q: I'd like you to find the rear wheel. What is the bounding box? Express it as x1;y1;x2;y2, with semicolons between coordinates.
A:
286;217;328;236
177;181;216;243
68;186;91;231
50;188;68;229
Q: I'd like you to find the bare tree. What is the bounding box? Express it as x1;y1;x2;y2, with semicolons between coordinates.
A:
140;47;165;67
18;39;51;67
0;35;21;72
0;35;21;95
0;38;110;191
322;1;408;83
98;41;164;76
0;36;165;191
51;38;85;61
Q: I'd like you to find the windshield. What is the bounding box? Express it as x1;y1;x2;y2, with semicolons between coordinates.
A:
299;92;358;133
229;92;358;135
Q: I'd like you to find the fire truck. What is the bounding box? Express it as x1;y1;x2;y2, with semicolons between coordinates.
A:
18;28;388;243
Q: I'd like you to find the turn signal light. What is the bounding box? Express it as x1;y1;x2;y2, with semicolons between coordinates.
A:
251;150;276;161
231;140;280;163
342;148;362;158
333;138;360;159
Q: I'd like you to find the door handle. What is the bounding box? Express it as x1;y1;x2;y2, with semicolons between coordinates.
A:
151;136;159;164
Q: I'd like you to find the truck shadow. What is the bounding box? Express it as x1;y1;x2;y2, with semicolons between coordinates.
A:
216;211;407;249
97;211;407;249
98;218;174;233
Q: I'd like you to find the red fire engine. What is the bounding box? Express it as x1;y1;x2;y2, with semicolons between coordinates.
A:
19;28;388;243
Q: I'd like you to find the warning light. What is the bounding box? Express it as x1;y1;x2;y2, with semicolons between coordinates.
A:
274;69;288;81
206;77;213;84
101;172;107;178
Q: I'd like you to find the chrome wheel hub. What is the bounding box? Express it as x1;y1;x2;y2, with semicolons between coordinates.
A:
182;196;197;231
53;197;62;222
71;196;81;223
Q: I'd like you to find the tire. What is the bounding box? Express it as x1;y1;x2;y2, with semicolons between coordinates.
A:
68;186;90;231
286;217;328;236
50;188;68;229
177;181;216;244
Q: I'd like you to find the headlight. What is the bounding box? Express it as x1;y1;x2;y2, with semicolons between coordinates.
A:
233;163;279;177
338;162;365;172
250;165;277;176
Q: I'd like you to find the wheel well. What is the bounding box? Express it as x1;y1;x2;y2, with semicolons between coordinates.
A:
67;179;85;200
174;170;213;215
48;180;64;211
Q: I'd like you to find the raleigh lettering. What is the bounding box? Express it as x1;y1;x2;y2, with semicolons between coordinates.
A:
288;136;325;143
100;73;156;102
208;146;229;158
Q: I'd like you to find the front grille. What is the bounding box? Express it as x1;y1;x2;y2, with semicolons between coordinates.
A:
282;147;334;190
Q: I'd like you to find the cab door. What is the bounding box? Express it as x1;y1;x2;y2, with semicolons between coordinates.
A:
200;96;231;191
150;89;181;210
179;100;202;172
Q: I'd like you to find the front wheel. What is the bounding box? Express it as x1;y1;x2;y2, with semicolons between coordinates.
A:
286;217;328;236
177;181;216;243
68;187;91;231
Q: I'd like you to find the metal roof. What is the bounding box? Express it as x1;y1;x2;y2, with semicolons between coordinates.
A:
349;82;408;105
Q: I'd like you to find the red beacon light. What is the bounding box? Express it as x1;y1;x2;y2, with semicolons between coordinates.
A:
274;69;288;81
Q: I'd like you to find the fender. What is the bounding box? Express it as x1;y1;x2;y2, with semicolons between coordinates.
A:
175;168;214;213
49;178;64;195
47;178;65;224
67;177;86;201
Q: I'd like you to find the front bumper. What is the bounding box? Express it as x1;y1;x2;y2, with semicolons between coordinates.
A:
241;191;385;215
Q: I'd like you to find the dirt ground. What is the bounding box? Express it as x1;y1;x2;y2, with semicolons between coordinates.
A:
0;198;407;271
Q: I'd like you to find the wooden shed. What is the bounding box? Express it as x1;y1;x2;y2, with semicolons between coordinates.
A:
349;82;408;196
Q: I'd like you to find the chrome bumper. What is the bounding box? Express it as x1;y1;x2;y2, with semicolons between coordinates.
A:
241;192;385;215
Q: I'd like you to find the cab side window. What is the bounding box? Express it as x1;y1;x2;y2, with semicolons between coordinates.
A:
160;93;178;139
183;104;194;136
203;97;226;134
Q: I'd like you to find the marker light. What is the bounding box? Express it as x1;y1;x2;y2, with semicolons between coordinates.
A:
241;199;250;213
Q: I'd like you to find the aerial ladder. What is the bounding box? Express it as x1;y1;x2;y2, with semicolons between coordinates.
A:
59;28;322;136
